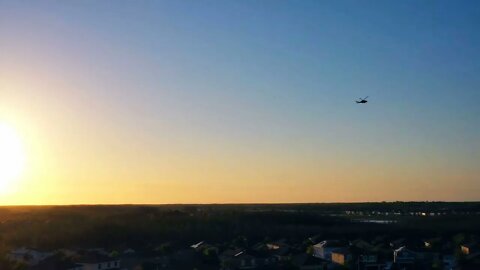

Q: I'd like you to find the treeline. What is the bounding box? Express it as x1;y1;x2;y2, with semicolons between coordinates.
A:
0;206;352;249
0;203;479;251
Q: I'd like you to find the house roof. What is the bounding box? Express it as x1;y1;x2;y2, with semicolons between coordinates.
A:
423;237;442;243
331;248;350;256
267;239;288;246
292;254;329;267
221;248;245;258
351;239;374;250
171;248;199;262
191;241;204;249
394;246;419;255
313;240;345;248
77;252;115;264
462;242;479;249
30;254;82;270
168;249;216;270
252;242;266;250
251;242;289;257
390;238;406;247
11;247;51;254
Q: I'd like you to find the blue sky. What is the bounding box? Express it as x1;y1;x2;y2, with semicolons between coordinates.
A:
0;0;479;203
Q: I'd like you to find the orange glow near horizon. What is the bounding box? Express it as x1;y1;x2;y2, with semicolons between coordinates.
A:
0;75;479;205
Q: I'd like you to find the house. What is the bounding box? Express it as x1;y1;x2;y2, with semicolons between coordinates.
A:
58;248;82;258
220;249;259;270
312;240;346;260
359;254;378;264
423;237;442;249
389;238;405;249
265;239;288;250
393;246;416;266
190;241;219;260
236;253;258;269
120;255;169;270
76;252;120;270
250;244;278;266
266;240;290;258
442;255;456;270
251;240;289;264
416;251;442;269
292;253;331;270
417;250;440;261
29;253;83;270
86;248;110;256
357;253;387;270
169;248;217;270
461;243;478;256
122;248;135;255
8;247;54;266
330;248;351;266
351;239;375;251
191;241;205;250
351;240;390;270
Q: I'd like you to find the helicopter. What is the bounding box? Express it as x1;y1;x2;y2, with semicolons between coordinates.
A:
355;96;369;104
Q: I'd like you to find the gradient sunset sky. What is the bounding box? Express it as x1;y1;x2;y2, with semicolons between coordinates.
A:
0;0;479;205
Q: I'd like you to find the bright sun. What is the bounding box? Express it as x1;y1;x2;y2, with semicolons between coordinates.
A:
0;123;25;192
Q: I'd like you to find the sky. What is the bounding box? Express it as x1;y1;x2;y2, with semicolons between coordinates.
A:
0;0;479;205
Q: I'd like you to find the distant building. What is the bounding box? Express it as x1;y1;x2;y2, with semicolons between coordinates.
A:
331;248;352;265
389;238;405;249
312;240;346;260
265;239;288;250
76;252;120;270
8;247;54;266
351;239;375;250
253;240;289;262
357;253;387;270
119;255;162;270
442;255;456;270
423;237;442;250
29;254;83;270
393;246;416;265
292;253;331;270
170;248;216;269
461;243;478;256
191;241;205;250
220;249;260;270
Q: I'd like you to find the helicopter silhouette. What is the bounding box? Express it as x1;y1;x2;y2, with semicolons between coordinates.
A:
355;96;369;104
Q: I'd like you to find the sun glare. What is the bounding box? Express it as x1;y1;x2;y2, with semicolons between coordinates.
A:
0;123;25;192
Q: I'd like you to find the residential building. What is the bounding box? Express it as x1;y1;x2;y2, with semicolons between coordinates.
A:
76;252;120;270
8;247;54;266
331;248;351;266
312;240;346;260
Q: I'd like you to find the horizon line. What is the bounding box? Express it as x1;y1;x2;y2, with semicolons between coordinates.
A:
1;200;480;207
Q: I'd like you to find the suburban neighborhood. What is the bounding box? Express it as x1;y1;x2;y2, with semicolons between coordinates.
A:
5;234;480;270
1;204;479;270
